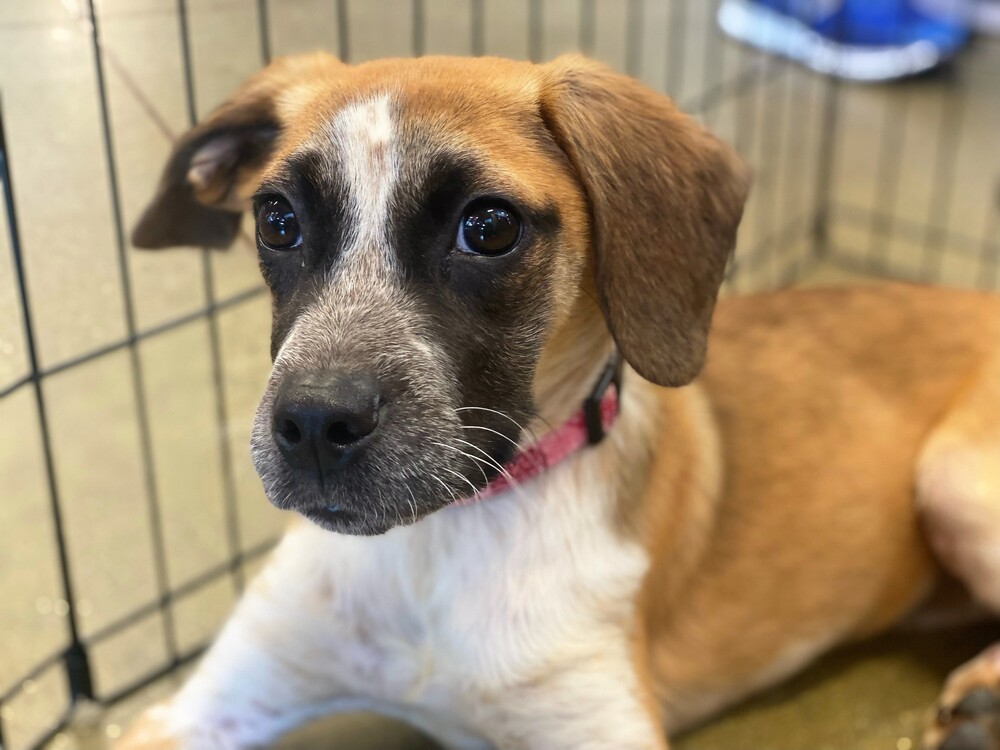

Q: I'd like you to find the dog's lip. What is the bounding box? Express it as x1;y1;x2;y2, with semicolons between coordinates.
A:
301;504;358;527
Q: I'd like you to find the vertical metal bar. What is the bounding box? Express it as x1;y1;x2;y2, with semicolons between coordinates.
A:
752;55;778;283
625;0;642;78
920;91;965;280
529;0;543;63
866;12;907;265
176;0;245;593
811;74;841;262
578;0;595;56
0;100;94;702
810;5;845;266
85;0;180;666
256;0;272;64
978;239;999;290
867;94;908;264
471;0;485;56
412;0;425;57
732;44;756;157
665;0;686;97
771;53;796;282
976;187;1000;289
699;0;722;123
785;69;817;280
337;0;351;63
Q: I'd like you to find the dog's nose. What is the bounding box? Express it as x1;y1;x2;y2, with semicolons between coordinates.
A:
272;370;381;471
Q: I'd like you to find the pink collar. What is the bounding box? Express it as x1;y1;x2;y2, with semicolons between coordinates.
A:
461;352;622;504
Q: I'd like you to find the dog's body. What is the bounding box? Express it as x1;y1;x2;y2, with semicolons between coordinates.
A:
119;54;1000;750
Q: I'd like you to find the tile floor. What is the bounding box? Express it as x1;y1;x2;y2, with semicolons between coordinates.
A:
0;1;997;749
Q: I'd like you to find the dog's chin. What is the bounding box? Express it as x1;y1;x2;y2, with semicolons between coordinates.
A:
250;407;519;535
298;504;407;536
252;446;482;536
258;472;461;535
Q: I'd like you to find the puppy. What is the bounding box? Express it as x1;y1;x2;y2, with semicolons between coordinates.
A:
119;53;1000;750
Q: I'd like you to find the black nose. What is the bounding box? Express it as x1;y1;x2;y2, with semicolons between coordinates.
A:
272;370;382;472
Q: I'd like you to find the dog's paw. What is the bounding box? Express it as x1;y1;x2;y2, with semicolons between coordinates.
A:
923;644;1000;750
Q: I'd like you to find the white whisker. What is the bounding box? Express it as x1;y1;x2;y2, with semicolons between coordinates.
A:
451;438;517;483
461;424;522;451
455;405;542;443
430;474;458;504
405;484;419;525
442;467;480;499
431;440;490;485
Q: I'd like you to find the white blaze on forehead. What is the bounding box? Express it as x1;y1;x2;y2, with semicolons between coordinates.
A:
329;94;399;268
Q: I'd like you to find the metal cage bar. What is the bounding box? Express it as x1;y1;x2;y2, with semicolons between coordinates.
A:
85;0;182;681
0;95;95;738
0;2;997;748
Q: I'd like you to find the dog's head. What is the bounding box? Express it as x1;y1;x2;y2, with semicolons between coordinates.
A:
134;53;749;535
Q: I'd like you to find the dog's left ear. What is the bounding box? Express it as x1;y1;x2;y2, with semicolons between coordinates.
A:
540;56;750;387
133;52;343;250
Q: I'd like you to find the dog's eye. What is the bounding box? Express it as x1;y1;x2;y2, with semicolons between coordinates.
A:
457;202;522;256
257;197;302;251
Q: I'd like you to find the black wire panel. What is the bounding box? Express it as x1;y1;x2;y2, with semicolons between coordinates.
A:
1;1;998;748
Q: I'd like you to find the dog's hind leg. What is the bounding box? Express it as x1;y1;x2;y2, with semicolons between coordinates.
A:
915;356;1000;750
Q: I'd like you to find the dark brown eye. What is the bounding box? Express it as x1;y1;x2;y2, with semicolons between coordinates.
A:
457;203;522;256
257;197;302;251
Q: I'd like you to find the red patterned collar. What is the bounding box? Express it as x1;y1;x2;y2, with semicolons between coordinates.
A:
461;351;622;503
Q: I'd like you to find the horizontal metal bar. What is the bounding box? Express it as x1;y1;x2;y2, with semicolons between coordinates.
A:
0;285;266;403
1;537;277;710
820;251;937;285
728;213;812;279
832;202;999;260
0;372;31;400
21;705;74;750
0;648;68;705
680;55;780;115
97;644;207;708
83;537;278;649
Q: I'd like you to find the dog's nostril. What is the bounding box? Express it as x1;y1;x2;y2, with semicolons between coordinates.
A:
277;419;302;445
272;370;381;468
326;421;360;445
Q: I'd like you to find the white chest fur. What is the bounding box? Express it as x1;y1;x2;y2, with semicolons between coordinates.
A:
163;389;660;749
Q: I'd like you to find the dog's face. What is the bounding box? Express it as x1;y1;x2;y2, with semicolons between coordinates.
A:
134;54;749;535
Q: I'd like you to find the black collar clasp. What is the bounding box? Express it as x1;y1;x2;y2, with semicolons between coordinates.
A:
583;348;623;446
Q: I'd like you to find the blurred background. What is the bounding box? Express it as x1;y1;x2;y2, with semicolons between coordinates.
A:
0;1;997;749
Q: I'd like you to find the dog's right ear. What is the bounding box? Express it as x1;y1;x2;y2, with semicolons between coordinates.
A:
132;52;342;250
540;56;750;387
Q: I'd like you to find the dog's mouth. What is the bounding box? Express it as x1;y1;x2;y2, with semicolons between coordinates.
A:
251;387;522;535
300;504;362;531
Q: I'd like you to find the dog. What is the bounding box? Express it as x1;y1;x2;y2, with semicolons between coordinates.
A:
118;53;1000;750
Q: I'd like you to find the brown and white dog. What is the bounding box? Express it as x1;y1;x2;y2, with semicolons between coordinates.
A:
120;53;1000;750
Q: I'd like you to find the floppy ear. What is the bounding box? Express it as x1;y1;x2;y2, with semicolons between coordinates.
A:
540;55;750;387
132;52;343;250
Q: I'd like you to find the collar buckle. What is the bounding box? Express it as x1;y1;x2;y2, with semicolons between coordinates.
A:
583;348;622;446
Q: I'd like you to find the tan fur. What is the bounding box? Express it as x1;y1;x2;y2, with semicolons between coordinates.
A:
122;54;1000;750
637;284;1000;731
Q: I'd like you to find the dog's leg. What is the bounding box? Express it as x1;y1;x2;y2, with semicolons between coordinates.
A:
923;645;1000;750
916;358;1000;750
116;534;357;749
482;650;668;750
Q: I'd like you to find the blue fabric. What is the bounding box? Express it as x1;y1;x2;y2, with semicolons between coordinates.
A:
752;0;970;52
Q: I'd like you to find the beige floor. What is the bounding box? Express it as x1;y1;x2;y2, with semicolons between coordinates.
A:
0;1;997;749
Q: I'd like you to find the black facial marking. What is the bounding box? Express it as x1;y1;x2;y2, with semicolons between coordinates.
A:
251;120;565;535
255;149;355;357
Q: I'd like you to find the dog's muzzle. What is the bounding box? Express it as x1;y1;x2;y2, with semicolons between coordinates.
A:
270;369;384;520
